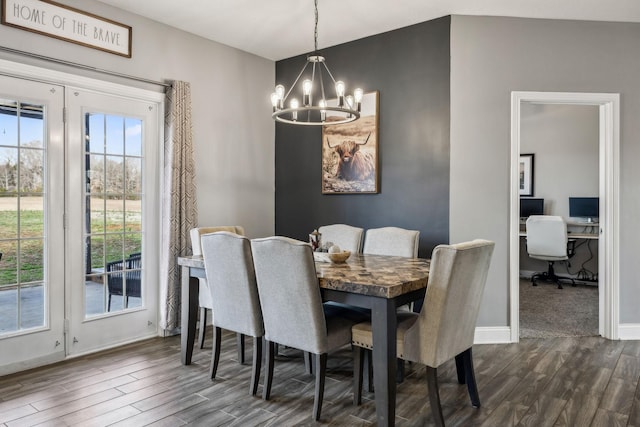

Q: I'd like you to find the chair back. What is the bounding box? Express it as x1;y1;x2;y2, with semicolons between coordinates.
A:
403;239;494;367
363;226;419;257
190;226;245;309
201;231;263;337
318;224;364;253
525;215;568;260
106;252;142;298
190;226;245;256
251;236;329;354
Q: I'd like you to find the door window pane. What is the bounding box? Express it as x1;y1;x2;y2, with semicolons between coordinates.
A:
85;113;144;316
0;100;46;334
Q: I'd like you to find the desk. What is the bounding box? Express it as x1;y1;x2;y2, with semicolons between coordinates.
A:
519;230;599;240
177;253;430;427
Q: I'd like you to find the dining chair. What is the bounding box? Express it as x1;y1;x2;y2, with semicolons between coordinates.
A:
200;231;264;396
363;226;420;258
362;226;421;383
251;236;364;421
190;226;245;352
351;239;495;427
318;223;364;253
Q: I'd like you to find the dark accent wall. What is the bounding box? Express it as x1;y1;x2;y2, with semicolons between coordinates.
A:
275;16;450;257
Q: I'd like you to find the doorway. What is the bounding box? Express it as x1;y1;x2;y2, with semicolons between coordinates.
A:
509;91;620;341
0;62;163;374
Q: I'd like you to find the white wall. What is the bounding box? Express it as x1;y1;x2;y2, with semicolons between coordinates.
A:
519;104;599;274
451;16;640;326
0;0;275;238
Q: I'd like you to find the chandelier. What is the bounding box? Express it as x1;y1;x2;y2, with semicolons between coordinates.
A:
271;0;363;126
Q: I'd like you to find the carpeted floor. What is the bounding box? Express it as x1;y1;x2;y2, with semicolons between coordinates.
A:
519;278;599;338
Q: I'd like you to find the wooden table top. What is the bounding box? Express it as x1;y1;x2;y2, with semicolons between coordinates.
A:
178;253;430;299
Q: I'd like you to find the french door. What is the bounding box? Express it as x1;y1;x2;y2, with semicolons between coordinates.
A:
0;75;65;372
66;88;160;356
0;69;161;373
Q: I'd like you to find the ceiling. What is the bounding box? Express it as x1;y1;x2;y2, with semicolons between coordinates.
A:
96;0;640;61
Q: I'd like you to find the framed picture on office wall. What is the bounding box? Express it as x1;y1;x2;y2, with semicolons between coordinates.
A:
321;91;379;194
519;153;535;196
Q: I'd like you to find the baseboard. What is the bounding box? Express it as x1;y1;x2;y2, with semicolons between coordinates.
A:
618;324;640;340
0;351;65;377
474;326;512;344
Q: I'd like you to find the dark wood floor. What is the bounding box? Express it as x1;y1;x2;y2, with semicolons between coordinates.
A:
1;331;640;426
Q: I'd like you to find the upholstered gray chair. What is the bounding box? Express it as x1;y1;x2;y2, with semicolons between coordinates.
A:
318;224;364;253
200;231;264;396
363;226;420;258
352;239;495;427
190;226;245;350
251;236;362;421
525;215;575;289
362;226;421;382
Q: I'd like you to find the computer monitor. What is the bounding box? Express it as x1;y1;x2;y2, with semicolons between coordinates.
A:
569;197;599;222
520;198;544;218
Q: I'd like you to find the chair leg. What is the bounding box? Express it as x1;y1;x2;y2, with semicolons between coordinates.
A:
107;294;112;312
353;346;364;405
210;327;222;379
237;333;246;364
263;340;275;400
125;295;129;309
364;349;374;392
397;358;405;383
455;353;466;384
199;307;207;349
461;347;481;408
250;337;262;396
426;366;445;427
304;351;313;375
313;353;327;421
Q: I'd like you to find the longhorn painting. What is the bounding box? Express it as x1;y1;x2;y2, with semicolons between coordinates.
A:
322;91;379;194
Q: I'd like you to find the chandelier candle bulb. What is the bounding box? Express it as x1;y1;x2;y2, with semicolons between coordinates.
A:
290;98;299;121
275;84;285;109
335;81;345;107
354;88;363;112
346;95;355;114
319;99;327;121
302;79;313;106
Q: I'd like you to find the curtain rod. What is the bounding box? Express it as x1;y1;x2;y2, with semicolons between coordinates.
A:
0;46;171;88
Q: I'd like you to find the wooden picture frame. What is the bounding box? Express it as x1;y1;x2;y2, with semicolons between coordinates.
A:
321;91;379;194
2;0;132;57
519;153;535;197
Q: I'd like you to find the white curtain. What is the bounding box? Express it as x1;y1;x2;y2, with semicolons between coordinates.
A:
160;81;198;332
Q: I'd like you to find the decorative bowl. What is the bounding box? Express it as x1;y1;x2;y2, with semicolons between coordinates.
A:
328;250;351;264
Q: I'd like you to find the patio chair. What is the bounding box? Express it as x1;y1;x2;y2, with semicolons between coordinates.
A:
106;252;142;311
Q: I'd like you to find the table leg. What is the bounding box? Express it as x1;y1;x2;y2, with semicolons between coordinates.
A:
180;266;199;365
371;297;397;427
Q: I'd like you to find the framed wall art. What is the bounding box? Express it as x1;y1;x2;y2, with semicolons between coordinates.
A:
321;90;379;194
519;153;535;196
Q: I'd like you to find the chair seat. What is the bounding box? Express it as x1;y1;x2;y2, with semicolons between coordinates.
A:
528;254;568;262
351;312;418;359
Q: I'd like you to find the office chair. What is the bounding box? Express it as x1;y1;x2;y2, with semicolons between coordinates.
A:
525;215;576;289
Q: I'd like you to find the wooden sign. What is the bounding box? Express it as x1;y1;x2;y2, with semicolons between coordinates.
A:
2;0;132;57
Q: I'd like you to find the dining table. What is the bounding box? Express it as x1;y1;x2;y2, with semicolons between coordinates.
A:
177;252;430;427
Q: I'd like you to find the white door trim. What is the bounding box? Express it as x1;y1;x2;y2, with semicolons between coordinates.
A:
510;91;620;342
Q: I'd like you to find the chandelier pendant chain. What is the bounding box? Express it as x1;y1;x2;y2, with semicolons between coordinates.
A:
314;0;319;53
